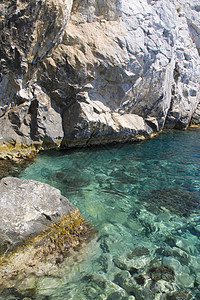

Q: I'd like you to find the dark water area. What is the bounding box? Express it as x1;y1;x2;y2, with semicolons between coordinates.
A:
0;159;31;180
1;128;200;299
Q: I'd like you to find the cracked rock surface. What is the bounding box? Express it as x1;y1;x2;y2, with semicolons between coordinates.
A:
0;176;76;255
0;0;200;158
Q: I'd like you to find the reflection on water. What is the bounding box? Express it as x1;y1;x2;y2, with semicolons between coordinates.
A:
2;129;200;299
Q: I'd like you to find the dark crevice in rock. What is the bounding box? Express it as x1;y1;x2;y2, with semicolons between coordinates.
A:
28;99;39;141
42;213;52;221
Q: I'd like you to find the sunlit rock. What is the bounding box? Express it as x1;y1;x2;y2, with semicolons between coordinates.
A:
0;177;92;292
0;0;200;158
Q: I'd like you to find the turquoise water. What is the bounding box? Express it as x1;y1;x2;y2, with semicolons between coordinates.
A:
4;129;200;299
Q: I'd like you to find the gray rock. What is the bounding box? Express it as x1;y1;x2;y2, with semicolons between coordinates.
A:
0;177;76;255
114;271;153;300
113;256;129;270
0;0;200;157
162;257;183;274
114;271;138;295
191;103;200;125
176;273;195;288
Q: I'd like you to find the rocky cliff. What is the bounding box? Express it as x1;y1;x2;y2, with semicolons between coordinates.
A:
0;0;199;158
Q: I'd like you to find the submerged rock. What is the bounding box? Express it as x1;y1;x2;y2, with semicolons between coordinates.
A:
0;177;79;254
127;246;150;259
148;264;175;282
143;188;200;217
164;290;193;300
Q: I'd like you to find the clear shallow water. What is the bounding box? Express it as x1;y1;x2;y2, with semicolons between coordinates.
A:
4;129;200;299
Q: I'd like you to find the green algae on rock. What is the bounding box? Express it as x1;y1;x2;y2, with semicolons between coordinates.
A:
0;177;94;293
142;188;200;217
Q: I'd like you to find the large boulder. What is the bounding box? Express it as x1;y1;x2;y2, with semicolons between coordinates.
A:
0;177;93;293
0;177;88;257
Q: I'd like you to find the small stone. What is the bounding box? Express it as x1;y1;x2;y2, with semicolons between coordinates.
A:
104;279;127;299
148;265;174;282
176;273;195;288
17;275;36;293
162;257;183;274
129;267;139;276
189;256;200;271
37;277;62;296
195;272;200;285
114;271;136;294
155;247;173;257
194;225;200;233
172;247;189;265
134;275;145;285
85;287;98;298
88;273;107;290
107;291;123;300
127;246;150;259
176;238;198;255
113;256;128;270
165;290;193;299
150;279;174;294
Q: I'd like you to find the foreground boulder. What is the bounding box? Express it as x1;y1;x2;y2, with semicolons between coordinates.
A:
0;177;90;261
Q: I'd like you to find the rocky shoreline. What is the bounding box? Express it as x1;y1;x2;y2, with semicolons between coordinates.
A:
0;0;199;160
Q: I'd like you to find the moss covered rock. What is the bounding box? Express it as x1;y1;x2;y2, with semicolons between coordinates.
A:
0;177;94;289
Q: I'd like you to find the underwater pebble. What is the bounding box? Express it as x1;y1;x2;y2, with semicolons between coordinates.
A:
171;247;189;265
195;272;200;285
113;253;151;272
155;247;174;257
99;294;106;300
129;256;151;270
16;275;36;293
175;273;195;288
37;277;62;296
107;291;125;300
88;273;107;289
85;287;98;298
113;256;128;270
114;270;137;294
105;280;128;299
114;270;154;300
150;279;175;294
162;257;183;274
176;238;198;255
164;290;193;299
189;256;200;271
194;224;200;233
127;246;150;259
148;265;174;282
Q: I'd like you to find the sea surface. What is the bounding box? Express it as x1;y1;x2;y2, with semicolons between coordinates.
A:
1;128;200;299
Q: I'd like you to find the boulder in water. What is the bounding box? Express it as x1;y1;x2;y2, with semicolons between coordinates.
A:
0;177;91;263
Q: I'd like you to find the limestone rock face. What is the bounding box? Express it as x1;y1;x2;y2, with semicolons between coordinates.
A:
0;177;76;255
0;0;71;158
191;103;200;125
0;0;199;157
